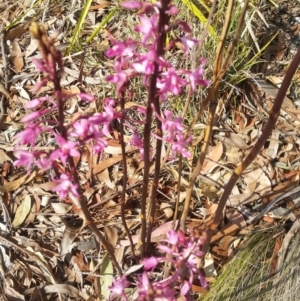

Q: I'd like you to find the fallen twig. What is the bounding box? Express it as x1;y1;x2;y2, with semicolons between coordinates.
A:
276;218;300;273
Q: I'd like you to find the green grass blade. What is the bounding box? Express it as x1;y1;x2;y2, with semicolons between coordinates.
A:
4;0;43;31
180;0;216;37
66;0;93;55
85;7;118;45
244;32;278;70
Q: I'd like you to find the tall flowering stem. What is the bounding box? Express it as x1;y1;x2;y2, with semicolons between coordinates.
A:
142;0;171;256
28;23;122;276
111;1;208;258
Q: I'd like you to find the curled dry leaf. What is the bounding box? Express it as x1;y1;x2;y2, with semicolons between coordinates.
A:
44;284;81;298
0;171;37;193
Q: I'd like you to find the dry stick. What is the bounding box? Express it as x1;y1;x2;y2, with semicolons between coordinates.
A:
0;30;8;127
162;0;220;230
188;0;249;132
146;119;163;253
171;0;219;232
202;46;300;255
276;218;300;273
119;93;136;259
145;0;171;254
197;0;218;47
30;23;122;276
218;0;249;80
180;104;217;230
179;0;235;230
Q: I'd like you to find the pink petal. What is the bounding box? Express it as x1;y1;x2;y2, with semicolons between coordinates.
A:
78;93;94;102
121;1;142;9
21;109;50;123
166;230;179;245
142;257;160;270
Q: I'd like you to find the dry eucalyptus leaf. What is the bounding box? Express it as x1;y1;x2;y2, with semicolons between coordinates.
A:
38;181;57;191
115;101;146;113
12;195;32;228
226;193;260;207
11;40;24;72
51;202;72;214
97;168;115;189
93;156;123;175
120;220;174;247
6;27;27;41
5;287;25;301
202;143;223;174
229;133;249;150
104;225;118;248
203;256;217;277
44;284;80;298
225;208;246;228
124;264;144;276
243;166;271;196
25;38;39;57
0;149;12;163
99;255;113;300
71;252;90;272
17;86;30;100
23;200;37;226
0;84;11;99
160;202;173;218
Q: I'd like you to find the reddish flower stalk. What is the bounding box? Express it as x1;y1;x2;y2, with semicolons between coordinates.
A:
144;0;171;255
20;23;123;276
